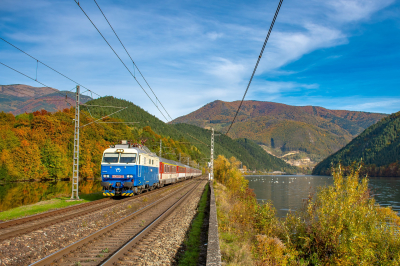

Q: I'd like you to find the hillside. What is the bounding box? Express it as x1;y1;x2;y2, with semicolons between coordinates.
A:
86;97;298;173
171;100;387;166
172;123;298;173
312;111;400;177
0;84;91;115
0;108;206;182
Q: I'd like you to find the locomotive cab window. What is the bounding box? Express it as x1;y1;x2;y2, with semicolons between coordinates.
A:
102;153;119;163
120;154;137;164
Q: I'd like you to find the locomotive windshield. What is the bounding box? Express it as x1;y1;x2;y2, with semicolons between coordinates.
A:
102;153;137;164
120;154;137;163
102;153;119;163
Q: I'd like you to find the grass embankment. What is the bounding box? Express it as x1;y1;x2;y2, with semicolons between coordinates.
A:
214;155;400;265
178;183;210;266
0;192;104;221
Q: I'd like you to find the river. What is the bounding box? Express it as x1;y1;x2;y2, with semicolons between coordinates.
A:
247;175;400;218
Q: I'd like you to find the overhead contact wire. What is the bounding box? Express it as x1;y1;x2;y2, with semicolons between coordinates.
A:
0;61;75;107
225;0;283;135
0;37;102;98
93;0;173;121
73;0;169;122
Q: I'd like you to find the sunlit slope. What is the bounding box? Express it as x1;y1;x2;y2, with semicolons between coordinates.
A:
313;111;400;176
171;100;386;160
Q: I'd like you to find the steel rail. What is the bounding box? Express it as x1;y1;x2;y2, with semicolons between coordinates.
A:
100;179;204;265
0;179;192;241
29;178;198;266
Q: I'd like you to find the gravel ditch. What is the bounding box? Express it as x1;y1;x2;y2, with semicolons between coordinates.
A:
0;182;188;266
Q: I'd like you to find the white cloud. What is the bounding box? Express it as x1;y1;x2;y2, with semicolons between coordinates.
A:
207;32;224;41
280;96;399;114
206;57;247;85
248;81;319;99
257;23;347;73
0;0;397;120
341;99;400;113
326;0;395;23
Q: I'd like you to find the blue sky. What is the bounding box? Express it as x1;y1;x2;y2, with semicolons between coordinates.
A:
1;0;399;121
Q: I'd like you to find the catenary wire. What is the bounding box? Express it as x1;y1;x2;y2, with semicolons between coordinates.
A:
0;61;75;107
73;0;169;122
93;0;173;121
83;0;212;148
225;0;283;136
0;37;102;99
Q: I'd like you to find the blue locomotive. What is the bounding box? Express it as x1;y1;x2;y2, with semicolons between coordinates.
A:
101;141;160;196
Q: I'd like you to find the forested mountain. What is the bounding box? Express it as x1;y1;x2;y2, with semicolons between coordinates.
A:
312;111;400;177
87;97;298;173
171;100;387;165
0;84;91;115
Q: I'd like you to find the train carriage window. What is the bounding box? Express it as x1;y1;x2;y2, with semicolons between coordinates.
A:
144;157;147;165
120;154;137;164
102;153;119;163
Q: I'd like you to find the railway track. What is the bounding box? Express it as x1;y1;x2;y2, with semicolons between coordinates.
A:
30;178;206;266
0;178;193;242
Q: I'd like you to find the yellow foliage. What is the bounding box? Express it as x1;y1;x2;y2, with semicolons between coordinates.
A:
214;156;400;265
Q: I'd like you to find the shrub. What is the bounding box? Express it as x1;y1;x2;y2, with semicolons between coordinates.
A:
214;155;400;265
280;165;400;264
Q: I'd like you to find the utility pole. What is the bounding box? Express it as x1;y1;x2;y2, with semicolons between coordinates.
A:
210;128;214;181
187;157;190;166
179;153;181;163
159;139;162;157
71;85;80;199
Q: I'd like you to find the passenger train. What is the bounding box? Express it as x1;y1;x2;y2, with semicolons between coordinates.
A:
101;141;202;196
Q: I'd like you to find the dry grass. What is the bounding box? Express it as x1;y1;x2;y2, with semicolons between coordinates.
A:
214;182;255;265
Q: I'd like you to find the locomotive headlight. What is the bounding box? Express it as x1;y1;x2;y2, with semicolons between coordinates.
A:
103;174;109;178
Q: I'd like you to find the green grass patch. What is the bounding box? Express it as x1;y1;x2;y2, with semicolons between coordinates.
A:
178;183;209;266
0;192;104;221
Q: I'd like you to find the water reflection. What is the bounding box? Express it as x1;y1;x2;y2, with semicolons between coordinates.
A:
247;175;400;218
0;181;102;211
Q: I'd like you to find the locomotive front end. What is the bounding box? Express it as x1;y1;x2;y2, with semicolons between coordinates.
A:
101;145;138;196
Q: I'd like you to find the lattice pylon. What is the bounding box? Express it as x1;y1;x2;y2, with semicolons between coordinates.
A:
71;85;80;199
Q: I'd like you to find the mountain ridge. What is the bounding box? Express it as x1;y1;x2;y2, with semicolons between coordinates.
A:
0;84;91;115
170;100;387;166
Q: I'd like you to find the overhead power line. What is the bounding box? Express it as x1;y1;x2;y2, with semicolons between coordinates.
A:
0;37;102;99
73;0;169;122
93;0;173;121
225;0;283;136
0;61;75;106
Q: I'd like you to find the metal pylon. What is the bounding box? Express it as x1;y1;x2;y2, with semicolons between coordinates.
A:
71;85;80;199
210;128;214;180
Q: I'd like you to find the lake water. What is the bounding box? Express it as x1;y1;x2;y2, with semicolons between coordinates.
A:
0;180;102;212
247;175;400;218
